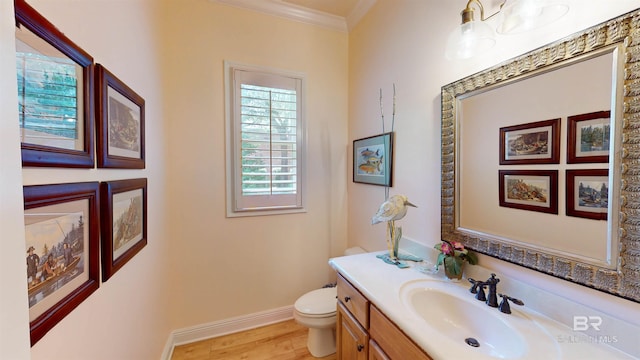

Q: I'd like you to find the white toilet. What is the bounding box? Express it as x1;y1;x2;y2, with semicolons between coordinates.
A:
293;247;366;358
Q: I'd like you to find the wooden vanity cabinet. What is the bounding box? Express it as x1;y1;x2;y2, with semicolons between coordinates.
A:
337;302;369;360
336;274;369;327
337;274;369;359
336;273;433;360
370;305;432;360
368;339;390;360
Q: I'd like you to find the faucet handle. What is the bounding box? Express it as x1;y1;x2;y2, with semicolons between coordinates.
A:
467;278;481;294
498;294;524;314
475;284;487;302
509;296;524;306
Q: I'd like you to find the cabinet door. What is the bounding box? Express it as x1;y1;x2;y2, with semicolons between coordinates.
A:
337;302;368;360
368;339;390;360
369;305;432;360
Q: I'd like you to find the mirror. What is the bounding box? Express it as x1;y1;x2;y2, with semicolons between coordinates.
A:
441;9;639;302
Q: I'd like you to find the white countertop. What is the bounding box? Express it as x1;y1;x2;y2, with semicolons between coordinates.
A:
329;252;636;360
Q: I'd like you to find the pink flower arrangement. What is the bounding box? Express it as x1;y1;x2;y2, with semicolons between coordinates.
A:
434;240;478;278
437;241;465;255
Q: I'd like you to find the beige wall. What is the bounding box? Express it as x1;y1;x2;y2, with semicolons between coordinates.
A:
347;0;640;328
0;0;348;358
161;1;349;328
0;0;31;358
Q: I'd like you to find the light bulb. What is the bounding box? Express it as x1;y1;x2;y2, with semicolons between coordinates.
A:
497;0;569;34
445;20;496;60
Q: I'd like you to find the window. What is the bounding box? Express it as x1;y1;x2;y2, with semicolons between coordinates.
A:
225;62;306;216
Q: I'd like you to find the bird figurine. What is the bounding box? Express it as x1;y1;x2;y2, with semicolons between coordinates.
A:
371;194;416;224
371;195;417;260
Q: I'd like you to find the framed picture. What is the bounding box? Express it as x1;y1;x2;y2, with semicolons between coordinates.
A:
96;64;145;168
567;110;611;164
499;170;558;214
499;118;560;165
16;0;95;168
100;178;147;281
353;132;393;186
23;182;100;345
566;169;609;220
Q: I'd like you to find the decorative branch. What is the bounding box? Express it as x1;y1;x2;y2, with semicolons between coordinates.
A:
379;88;385;133
391;83;396;132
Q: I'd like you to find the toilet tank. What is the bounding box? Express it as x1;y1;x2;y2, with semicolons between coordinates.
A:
344;247;366;256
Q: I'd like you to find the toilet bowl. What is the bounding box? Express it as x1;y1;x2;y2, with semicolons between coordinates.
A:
293;247;366;357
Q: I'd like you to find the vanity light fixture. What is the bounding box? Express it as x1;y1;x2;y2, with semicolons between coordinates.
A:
445;0;569;60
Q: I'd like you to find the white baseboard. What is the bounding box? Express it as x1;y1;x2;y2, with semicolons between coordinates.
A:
161;305;294;360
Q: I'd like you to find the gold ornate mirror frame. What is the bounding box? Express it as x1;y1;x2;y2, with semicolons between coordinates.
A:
441;9;640;302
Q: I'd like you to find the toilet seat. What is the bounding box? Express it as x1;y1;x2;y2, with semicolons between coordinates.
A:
294;287;337;316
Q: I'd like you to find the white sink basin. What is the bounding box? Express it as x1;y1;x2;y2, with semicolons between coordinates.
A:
400;280;560;359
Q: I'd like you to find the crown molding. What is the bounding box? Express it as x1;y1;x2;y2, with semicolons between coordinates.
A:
211;0;348;32
210;0;377;32
346;0;376;31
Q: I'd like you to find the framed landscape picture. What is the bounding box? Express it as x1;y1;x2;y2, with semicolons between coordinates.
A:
567;110;611;164
566;169;609;220
96;64;145;168
100;178;148;281
353;132;393;186
499;170;558;214
499;119;560;165
16;0;95;168
23;182;100;345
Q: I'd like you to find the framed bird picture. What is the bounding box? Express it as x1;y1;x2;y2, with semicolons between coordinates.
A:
353;132;393;186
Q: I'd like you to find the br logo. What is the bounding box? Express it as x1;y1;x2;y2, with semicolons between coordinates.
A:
573;316;602;331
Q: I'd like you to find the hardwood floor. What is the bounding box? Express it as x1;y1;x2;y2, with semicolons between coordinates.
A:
171;320;337;360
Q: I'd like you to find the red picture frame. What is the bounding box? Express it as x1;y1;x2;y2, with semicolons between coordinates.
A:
100;178;148;281
566;169;609;220
567;111;611;164
499;170;558;214
23;182;100;345
16;0;95;168
499;118;560;165
96;64;146;169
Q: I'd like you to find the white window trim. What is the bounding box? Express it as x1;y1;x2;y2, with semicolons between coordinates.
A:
224;61;307;217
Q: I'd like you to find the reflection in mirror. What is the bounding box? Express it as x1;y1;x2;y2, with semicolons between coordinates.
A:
441;9;640;302
458;48;617;269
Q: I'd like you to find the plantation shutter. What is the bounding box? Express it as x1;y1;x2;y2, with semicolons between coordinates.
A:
231;67;304;212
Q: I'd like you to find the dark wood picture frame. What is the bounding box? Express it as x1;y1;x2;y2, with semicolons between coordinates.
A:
566;169;609;220
353;132;393;186
96;64;145;169
499;170;558;214
15;0;95;168
100;178;147;281
499;118;560;165
23;182;100;345
567;110;611;164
